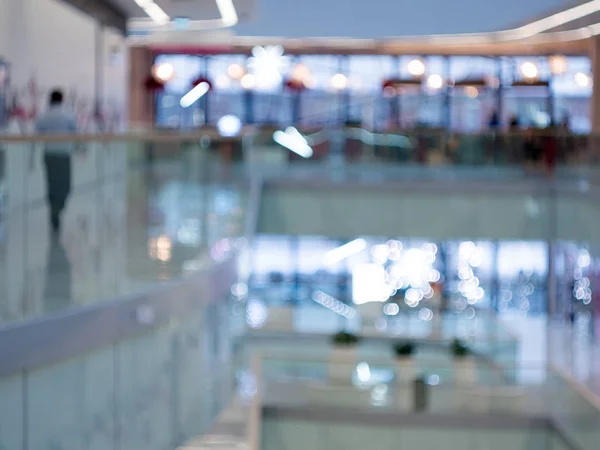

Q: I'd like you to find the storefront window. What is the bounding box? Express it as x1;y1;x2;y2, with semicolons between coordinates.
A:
151;53;591;131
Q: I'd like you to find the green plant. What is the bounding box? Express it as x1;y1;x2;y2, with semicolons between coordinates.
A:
332;331;359;347
450;339;470;358
393;342;415;357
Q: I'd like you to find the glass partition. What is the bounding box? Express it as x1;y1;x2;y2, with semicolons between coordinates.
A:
0;136;248;325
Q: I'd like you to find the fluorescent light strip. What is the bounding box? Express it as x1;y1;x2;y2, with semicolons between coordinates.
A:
273;129;313;158
180;82;210;108
134;0;170;24
515;0;600;38
324;238;367;265
216;0;238;27
401;0;600;43
129;0;237;29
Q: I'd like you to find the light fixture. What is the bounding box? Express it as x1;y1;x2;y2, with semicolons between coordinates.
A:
228;63;246;80
331;73;348;90
148;234;172;262
513;0;600;39
152;63;174;82
548;55;568;75
464;86;479;98
290;63;314;88
217;114;242;137
215;0;238;27
273;127;313;158
135;0;170;24
426;74;443;90
574;72;592;87
180;82;210;108
324;238;368;265
488;76;500;89
519;61;539;80
248;45;289;91
215;74;231;89
240;73;256;90
407;59;426;77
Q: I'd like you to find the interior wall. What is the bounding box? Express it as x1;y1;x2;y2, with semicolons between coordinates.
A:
0;0;127;132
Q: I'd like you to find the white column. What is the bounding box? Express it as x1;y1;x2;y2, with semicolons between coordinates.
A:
590;36;600;134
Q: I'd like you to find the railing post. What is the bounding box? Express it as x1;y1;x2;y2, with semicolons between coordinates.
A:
414;377;428;412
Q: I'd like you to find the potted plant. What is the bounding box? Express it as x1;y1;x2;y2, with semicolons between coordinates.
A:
393;341;416;382
329;331;360;381
332;331;359;347
450;339;476;385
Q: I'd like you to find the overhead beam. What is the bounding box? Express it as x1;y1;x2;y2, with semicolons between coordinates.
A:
59;0;127;33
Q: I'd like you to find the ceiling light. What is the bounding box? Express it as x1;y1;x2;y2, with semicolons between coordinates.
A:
407;59;426;77
215;0;238;27
248;46;289;91
215;75;231;89
575;72;592;87
180;82;210;108
426;74;443;89
324;239;368;265
464;86;479;98
240;73;256;90
516;0;600;39
217;114;242;137
129;0;237;30
228;64;246;80
331;73;348;90
152;63;174;82
488;76;500;89
290;63;313;83
142;2;170;24
519;61;539;80
273;127;313;158
548;55;568;75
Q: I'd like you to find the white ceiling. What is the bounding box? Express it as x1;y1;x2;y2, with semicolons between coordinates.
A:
119;0;592;38
232;0;576;38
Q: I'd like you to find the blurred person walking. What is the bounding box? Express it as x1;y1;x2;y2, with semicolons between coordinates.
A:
35;89;77;233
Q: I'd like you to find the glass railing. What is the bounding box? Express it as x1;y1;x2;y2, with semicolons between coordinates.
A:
0;134;248;325
243;127;599;182
0;296;241;450
248;305;518;371
255;353;600;449
1;128;597;324
3;129;600;450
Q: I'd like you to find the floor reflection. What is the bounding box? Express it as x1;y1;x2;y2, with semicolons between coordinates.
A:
44;237;71;313
0;163;246;325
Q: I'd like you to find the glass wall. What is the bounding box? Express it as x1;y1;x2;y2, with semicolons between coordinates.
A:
247;236;556;316
153;53;592;133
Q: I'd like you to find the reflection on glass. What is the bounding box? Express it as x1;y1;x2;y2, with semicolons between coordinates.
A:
250;235;560;317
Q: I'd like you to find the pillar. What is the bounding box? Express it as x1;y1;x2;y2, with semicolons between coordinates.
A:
129;46;155;129
590;36;600;134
